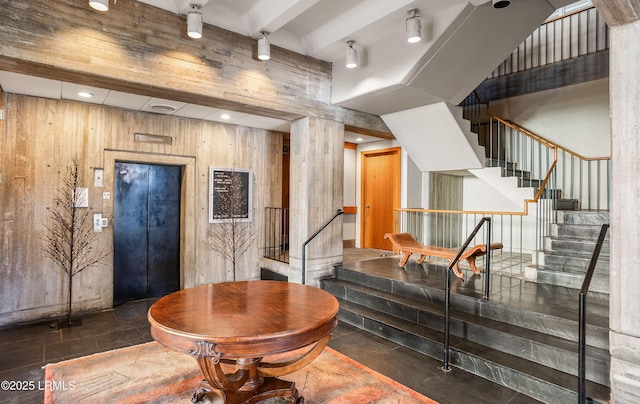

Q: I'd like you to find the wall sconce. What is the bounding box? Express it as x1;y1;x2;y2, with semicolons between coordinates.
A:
406;9;421;43
258;31;270;61
187;4;203;39
89;0;109;11
345;40;358;69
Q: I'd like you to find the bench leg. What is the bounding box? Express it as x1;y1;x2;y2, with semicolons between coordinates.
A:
398;251;411;266
416;255;426;264
467;257;482;275
452;262;465;278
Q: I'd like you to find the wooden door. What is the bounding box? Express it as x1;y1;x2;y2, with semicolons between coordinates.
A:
361;147;401;250
113;162;181;305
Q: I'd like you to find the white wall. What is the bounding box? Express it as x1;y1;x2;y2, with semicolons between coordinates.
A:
405;153;423;208
490;78;610;158
463;175;539;253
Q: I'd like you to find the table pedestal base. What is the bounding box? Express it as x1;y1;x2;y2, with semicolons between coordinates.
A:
191;378;303;404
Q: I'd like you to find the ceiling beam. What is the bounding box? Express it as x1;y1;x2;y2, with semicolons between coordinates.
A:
0;0;390;135
245;0;322;36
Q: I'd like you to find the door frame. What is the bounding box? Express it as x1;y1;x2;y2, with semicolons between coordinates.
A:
360;146;401;248
103;150;196;305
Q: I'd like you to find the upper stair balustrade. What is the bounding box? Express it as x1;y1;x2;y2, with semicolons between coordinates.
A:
490;5;609;78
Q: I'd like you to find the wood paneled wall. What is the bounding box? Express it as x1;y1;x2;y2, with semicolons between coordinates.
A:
0;93;282;326
0;0;390;136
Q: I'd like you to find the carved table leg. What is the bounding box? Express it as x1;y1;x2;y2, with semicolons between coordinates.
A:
189;336;332;403
191;379;212;403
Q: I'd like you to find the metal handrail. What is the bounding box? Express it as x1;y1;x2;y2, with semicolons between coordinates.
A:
578;223;609;403
442;217;492;372
301;209;344;285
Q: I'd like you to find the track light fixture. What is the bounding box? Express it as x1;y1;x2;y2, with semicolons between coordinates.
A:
492;0;511;8
345;40;358;69
187;4;203;39
258;31;270;61
406;9;421;43
89;0;109;11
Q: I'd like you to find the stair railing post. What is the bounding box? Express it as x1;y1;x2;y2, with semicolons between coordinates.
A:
578;223;609;403
442;267;452;372
484;217;492;300
442;216;490;373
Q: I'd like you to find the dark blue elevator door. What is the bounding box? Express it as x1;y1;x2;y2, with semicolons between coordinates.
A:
113;162;181;305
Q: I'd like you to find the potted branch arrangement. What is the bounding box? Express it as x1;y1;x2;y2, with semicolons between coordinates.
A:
42;157;108;328
208;169;255;281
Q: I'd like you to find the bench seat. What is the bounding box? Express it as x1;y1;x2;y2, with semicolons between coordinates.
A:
384;232;503;278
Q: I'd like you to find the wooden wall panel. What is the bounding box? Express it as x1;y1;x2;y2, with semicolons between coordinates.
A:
0;93;283;326
0;0;390;135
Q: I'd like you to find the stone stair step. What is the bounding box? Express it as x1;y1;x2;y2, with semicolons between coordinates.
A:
333;265;609;349
552;223;612;240
323;278;610;386
549;238;610;257
488;159;520;172
544;252;609;273
540;211;610;292
328;289;610;403
555;198;580;210
537;269;610;295
558;211;610;226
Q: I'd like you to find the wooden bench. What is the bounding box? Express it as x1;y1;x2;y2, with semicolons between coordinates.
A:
384;232;503;278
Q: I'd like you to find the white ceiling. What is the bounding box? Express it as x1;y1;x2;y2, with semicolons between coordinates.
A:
0;0;575;141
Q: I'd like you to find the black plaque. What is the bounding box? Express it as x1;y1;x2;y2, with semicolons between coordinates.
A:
209;168;252;223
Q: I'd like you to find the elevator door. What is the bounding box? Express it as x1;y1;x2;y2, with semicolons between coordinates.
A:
113;162;181;305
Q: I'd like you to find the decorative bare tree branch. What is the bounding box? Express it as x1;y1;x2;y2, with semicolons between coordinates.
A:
208;170;255;281
42;157;109;325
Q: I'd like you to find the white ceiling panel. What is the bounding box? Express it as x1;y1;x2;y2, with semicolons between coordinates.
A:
0;70;61;100
61;82;110;104
174;103;219;119
103;91;151;110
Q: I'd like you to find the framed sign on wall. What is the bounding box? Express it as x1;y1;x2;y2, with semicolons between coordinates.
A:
209;168;253;223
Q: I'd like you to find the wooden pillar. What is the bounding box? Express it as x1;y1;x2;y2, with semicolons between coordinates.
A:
288;117;344;286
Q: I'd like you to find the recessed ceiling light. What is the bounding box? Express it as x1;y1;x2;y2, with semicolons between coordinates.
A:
77;91;94;98
151;104;176;112
220;113;231;120
356;137;364;142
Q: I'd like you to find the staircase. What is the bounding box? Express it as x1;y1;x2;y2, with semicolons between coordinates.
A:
485;159;580;210
537;210;610;294
321;263;610;403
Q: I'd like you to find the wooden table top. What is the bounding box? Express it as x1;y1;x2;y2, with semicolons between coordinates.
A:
148;280;339;358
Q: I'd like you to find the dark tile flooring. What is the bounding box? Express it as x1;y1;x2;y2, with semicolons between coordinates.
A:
0;302;535;404
0;248;607;403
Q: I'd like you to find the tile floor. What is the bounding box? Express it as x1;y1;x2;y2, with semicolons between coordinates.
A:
0;248;569;403
0;302;537;404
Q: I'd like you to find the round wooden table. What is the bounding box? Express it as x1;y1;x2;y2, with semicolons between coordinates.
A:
148;280;339;404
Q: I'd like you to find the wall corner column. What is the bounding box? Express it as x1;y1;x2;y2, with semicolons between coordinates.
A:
288;117;344;286
608;15;640;404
